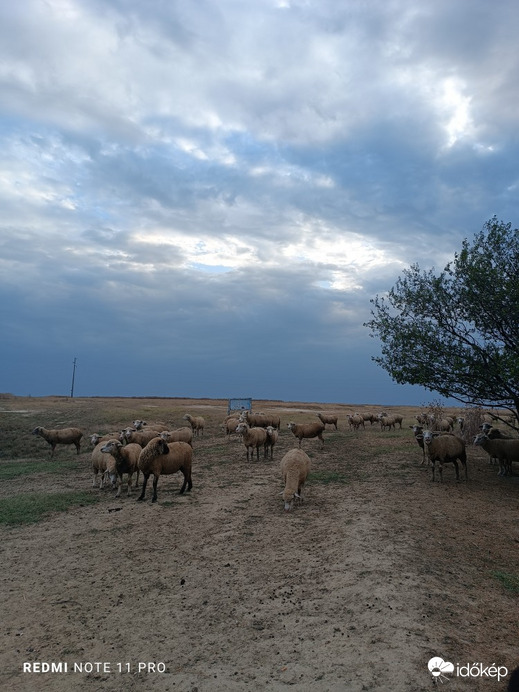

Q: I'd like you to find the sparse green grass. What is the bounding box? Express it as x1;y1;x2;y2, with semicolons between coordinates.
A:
0;491;100;526
0;459;79;480
309;470;351;484
491;570;519;594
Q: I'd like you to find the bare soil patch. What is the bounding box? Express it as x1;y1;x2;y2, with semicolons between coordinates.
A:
0;397;517;691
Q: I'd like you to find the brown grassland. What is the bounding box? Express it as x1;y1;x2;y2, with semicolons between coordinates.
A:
0;395;518;692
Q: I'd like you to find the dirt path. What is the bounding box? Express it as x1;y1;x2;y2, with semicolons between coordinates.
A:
1;400;517;691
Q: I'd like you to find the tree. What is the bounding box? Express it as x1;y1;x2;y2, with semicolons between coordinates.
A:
365;217;519;421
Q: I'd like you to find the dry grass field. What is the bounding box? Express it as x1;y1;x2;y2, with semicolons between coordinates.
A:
0;395;518;692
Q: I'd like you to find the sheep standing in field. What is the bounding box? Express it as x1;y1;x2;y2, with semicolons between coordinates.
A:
100;440;142;497
422;430;467;482
159;427;193;446
91;441;117;489
183;414;205;437
240;411;281;429
473;433;519;476
264;425;279;460
222;416;241;439
347;414;365;431
236;422;268;461
121;427;160;447
378;412;403;429
137;438;193;503
379;415;396;431
287;421;325;449
317;413;338;430
410;425;427;464
32;426;83;457
280;449;311;511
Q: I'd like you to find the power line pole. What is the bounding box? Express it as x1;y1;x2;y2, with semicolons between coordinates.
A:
70;357;77;398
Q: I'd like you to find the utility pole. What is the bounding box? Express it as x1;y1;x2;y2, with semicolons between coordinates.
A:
70;357;77;398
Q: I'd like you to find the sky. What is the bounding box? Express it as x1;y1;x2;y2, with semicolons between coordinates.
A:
1;0;518;406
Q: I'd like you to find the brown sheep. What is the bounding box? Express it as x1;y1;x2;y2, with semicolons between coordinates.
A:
100;440;142;497
32;426;83;457
236;422;268;461
137;438;193;503
183;414;205;437
287;421;325;449
317;413;338;429
280;448;311;511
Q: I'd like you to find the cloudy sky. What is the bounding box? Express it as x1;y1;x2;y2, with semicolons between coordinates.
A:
1;0;518;405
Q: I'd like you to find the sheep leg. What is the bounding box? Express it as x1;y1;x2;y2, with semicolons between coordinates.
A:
179;469;192;494
453;460;460;481
151;475;159;503
74;441;81;455
137;474;150;501
126;473;133;496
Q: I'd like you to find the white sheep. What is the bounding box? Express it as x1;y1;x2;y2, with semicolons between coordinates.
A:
137;438;193;503
473;433;519;476
264;425;279;459
32;426;83;457
235;422;268;461
422;430;467;482
183;414;205;437
287;421;325;449
280;448;311;511
100;440;142;497
317;413;338;429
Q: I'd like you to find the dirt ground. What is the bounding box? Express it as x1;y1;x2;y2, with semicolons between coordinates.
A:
0;397;518;692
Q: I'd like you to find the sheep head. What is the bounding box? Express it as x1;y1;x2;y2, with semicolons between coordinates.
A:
100;440;122;454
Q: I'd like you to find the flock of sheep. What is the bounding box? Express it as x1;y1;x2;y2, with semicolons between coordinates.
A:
30;405;518;511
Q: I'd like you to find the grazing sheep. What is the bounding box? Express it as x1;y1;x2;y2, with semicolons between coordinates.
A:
32;426;83;457
100;440;142;497
137;438;193;503
183;414;205;437
280;449;311;511
236;422;268;461
347;414;365;430
287;421;325;449
159;427;194;446
264;425;279;459
422;430;467;482
121;427;160;447
473;433;519;476
317;413;338;429
91;441;117;489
